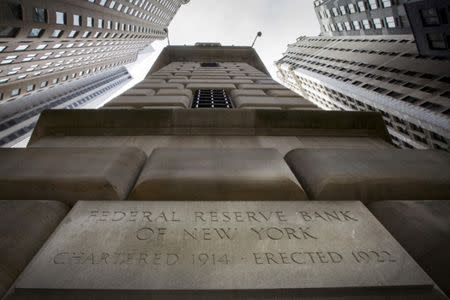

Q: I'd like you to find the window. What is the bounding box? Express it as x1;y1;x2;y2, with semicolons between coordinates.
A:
36;44;47;50
358;1;366;12
332;7;339;16
33;7;47;23
26;84;35;92
109;1;116;8
368;0;378;10
99;0;107;6
344;21;352;31
385;16;396;28
200;62;219;67
340;5;347;15
0;27;20;38
427;33;447;50
11;89;20;97
73;14;81;26
98;19;103;28
381;0;392;8
28;28;44;38
337;23;344;31
40;81;48;88
51;29;63;38
420;102;443;111
87;17;93;27
353;20;361;30
362;19;371;29
373;18;383;29
55;12;66;25
192;89;233;108
348;4;356;13
420;8;440;26
15;44;28;51
7;1;22;20
68;30;78;38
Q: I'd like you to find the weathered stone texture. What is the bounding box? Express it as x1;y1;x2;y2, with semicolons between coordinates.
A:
284;149;450;202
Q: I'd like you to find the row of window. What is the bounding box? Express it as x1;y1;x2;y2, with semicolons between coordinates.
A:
292;73;448;151
323;16;399;32
317;0;394;19
87;0;178;25
0;58;133;101
0;72;130;146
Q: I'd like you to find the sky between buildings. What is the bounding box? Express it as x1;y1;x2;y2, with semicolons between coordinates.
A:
151;0;321;80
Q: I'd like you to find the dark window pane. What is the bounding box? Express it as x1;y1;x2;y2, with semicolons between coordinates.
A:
0;26;20;37
33;7;48;23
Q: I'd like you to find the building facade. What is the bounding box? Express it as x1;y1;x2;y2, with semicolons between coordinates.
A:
313;0;413;36
276;35;450;151
102;43;318;111
0;0;189;103
0;44;449;299
405;0;450;58
0;66;131;147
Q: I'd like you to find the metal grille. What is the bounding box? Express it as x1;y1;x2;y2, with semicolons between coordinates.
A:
192;89;233;108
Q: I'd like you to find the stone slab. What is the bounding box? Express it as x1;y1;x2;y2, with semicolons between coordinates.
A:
284;149;450;202
233;96;316;109
0;200;69;298
105;95;191;109
129;148;307;201
0;148;147;204
13;201;436;299
368;200;450;296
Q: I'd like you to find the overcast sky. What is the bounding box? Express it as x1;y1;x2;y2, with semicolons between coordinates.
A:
152;0;321;79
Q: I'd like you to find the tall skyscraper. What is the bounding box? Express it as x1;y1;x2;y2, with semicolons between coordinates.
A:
0;66;132;147
276;1;450;152
0;0;189;104
314;0;413;36
0;43;449;299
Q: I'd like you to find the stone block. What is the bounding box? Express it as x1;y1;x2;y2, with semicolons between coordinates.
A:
238;84;291;90
233;96;315;109
156;89;193;99
0;200;69;298
105;95;191;109
122;89;156;97
0;148;147;204
368;200;450;296
256;79;278;84
230;89;266;97
133;83;184;90
284;149;450;202
241;106;283;110
169;79;254;84
266;89;299;97
140;79;165;84
11;200;441;299
186;83;236;90
129;148;307;201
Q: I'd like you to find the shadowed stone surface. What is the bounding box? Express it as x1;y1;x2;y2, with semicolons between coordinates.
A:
105;95;191;109
0;148;147;205
233;96;316;109
11;201;440;299
0;200;69;298
129;148;307;201
284;149;450;202
368;201;450;296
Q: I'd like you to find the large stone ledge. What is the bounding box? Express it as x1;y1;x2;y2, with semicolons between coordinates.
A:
0;148;147;204
129;148;307;200
28;110;392;144
233;96;316;109
284;149;450;202
368;200;450;296
105;95;191;109
0;200;69;298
